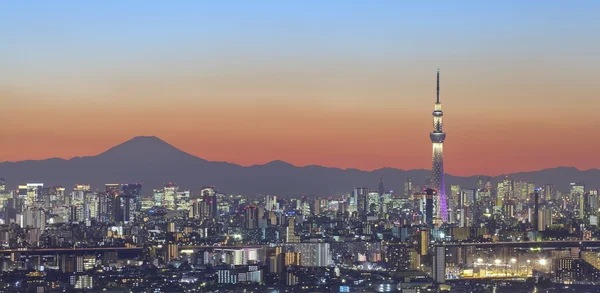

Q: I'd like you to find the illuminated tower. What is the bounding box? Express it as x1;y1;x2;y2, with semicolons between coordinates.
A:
430;69;448;222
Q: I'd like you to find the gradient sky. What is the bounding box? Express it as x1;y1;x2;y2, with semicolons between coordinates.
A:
1;1;599;176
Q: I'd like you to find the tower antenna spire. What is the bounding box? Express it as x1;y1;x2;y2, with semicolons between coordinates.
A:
436;68;440;103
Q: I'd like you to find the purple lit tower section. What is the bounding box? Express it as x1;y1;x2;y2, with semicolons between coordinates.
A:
430;69;448;222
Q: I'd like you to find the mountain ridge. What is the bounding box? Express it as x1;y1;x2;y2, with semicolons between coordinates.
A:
0;136;598;195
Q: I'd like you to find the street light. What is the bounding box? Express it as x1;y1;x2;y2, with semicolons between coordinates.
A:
539;259;547;266
494;259;501;265
510;258;517;263
477;258;483;264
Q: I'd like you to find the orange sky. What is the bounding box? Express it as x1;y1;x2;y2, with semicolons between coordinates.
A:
1;2;599;176
1;59;598;176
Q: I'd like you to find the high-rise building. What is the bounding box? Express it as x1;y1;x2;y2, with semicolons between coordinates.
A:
497;178;514;202
286;217;300;243
538;205;552;231
279;243;331;267
20;183;43;207
378;175;385;196
153;189;165;207
449;184;461;223
430;69;448;222
450;185;460;206
543;184;555;201
514;180;530;200
353;187;368;215
41;185;65;206
118;183;141;223
245;206;259;229
265;195;279;211
367;191;380;214
313;198;321;216
21;208;45;229
201;186;218;220
0;178;5;193
70;204;85;222
433;246;446;283
571;183;585;218
163;183;179;210
104;183;120;223
404;177;413;198
84;193;98;220
533;188;540;231
175;190;191;211
387;244;410;271
424;188;435;226
588;190;599;217
99;184;121;223
419;230;430;255
97;192;114;222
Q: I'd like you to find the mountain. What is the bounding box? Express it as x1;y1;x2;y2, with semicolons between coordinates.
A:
0;136;598;196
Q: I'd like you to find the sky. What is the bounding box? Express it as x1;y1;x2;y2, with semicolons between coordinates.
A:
1;1;599;176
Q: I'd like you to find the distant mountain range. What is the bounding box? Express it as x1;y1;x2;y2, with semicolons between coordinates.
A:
0;136;598;196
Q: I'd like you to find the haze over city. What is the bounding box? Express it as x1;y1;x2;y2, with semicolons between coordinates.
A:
2;1;599;176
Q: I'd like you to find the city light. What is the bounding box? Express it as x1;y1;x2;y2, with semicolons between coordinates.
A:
510;258;517;263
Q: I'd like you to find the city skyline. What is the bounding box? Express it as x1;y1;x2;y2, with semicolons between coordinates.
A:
3;2;600;292
2;1;600;176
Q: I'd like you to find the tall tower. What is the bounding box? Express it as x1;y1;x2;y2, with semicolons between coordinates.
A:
378;174;385;196
430;68;448;222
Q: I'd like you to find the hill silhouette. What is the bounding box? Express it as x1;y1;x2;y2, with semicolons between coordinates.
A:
0;136;598;196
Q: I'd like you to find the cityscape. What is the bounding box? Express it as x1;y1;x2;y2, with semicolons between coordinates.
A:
2;1;600;293
0;70;599;293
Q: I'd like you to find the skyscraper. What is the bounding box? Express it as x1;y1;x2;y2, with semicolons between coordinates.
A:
424;188;435;226
120;183;142;223
569;182;586;218
201;186;218;221
245;206;259;229
533;188;540;231
404;177;412;198
367;191;381;214
353;187;369;215
430;69;448;222
433;246;446;283
103;184;120;222
286;216;300;243
543;184;555;201
163;183;179;210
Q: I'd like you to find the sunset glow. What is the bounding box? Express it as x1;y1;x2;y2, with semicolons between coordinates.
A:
1;1;599;176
